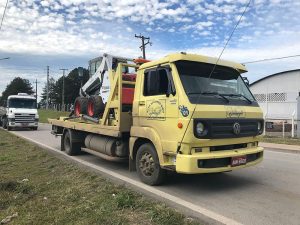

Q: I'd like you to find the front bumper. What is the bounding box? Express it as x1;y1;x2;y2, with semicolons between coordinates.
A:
8;122;38;128
176;147;263;174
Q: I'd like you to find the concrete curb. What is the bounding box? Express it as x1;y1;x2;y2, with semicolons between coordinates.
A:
260;142;300;154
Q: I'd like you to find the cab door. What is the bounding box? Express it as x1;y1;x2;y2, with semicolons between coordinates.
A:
138;66;179;152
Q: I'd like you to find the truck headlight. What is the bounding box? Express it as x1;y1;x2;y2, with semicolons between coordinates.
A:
195;122;208;137
7;113;15;118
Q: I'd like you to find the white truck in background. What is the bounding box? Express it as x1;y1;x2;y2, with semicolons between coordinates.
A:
0;93;39;131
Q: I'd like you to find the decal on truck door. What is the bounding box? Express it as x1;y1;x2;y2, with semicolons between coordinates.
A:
146;100;166;120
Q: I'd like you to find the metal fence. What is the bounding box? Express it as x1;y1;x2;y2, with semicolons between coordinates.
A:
264;117;298;138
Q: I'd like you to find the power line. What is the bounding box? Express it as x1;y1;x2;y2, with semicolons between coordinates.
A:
208;0;252;79
177;0;252;153
0;0;9;32
242;54;300;64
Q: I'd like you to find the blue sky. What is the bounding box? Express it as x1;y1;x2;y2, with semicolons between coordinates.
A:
0;0;300;99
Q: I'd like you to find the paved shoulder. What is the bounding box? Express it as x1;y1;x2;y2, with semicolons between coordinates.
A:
260;142;300;154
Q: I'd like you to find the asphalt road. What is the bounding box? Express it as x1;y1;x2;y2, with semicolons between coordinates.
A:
9;123;300;225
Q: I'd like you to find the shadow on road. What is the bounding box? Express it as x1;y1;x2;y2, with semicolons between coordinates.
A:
162;171;258;192
80;152;258;193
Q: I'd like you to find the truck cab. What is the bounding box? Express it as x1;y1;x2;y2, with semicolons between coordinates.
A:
130;53;263;176
1;93;39;130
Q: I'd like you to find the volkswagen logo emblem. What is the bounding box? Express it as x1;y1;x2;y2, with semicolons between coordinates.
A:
233;122;241;135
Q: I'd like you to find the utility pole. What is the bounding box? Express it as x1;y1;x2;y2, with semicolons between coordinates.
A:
135;34;152;59
35;79;40;106
60;68;68;110
46;66;49;109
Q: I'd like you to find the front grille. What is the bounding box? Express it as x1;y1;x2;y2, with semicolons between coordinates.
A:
194;119;262;139
14;113;35;123
247;152;262;163
210;143;247;152
198;158;230;168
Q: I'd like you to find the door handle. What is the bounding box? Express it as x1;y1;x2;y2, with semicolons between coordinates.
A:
139;101;145;106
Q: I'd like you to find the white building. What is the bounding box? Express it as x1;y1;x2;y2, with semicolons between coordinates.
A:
250;69;300;120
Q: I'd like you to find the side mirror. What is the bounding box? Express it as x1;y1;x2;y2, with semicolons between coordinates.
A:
243;77;250;86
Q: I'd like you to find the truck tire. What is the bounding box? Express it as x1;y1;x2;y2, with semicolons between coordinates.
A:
136;143;166;185
74;97;88;117
62;129;82;156
87;95;105;117
7;126;12;131
32;127;38;131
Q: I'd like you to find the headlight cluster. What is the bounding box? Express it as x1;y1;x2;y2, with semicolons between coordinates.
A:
195;121;208;137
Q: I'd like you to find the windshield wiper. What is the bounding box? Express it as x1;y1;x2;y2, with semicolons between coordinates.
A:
223;93;252;104
187;91;229;103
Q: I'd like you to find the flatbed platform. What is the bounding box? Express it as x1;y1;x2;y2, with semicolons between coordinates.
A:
49;117;122;137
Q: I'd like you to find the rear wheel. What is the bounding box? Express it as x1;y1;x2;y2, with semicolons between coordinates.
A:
87;95;105;117
136;143;166;185
74;97;88;116
62;129;82;155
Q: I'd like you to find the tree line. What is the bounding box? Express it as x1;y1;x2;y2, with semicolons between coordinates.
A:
0;67;89;106
39;67;89;106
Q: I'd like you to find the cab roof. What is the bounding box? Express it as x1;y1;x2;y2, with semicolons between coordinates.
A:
8;95;36;100
138;52;247;73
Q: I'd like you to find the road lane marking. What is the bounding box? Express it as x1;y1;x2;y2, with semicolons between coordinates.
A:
10;130;242;225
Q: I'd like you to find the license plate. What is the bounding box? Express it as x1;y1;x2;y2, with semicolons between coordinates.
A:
231;156;247;167
22;123;29;126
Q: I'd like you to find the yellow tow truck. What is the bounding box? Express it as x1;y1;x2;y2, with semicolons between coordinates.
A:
50;52;264;185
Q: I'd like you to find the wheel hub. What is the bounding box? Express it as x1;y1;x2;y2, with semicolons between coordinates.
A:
139;152;155;177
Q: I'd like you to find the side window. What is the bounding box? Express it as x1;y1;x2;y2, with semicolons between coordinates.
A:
96;60;101;71
144;69;169;96
90;62;96;75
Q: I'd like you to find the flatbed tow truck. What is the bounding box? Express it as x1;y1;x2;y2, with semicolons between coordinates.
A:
50;52;264;185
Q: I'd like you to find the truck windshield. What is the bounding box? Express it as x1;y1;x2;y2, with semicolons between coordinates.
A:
175;60;257;106
8;98;37;109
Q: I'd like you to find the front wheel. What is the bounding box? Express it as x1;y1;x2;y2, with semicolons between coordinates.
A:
136;143;166;186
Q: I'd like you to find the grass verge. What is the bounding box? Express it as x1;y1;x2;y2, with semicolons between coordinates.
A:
262;136;300;145
0;130;200;225
38;109;69;123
